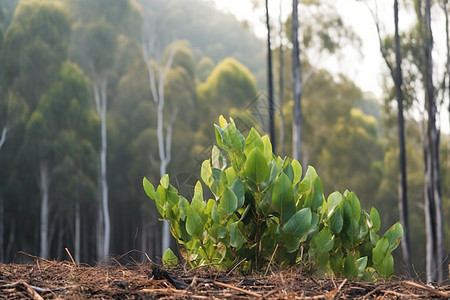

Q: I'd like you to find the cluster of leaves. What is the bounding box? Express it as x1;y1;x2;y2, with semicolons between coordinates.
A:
143;117;402;280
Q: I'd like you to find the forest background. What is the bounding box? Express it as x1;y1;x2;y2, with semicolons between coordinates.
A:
0;0;448;281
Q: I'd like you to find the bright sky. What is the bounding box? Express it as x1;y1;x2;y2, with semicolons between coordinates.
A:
208;0;449;132
207;0;404;98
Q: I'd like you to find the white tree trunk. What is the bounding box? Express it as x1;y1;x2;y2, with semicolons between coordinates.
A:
142;29;177;254
93;79;110;260
39;162;50;259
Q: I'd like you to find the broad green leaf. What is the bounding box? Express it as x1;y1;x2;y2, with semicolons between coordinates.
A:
244;147;269;184
357;256;368;274
205;199;215;215
219;188;238;216
283;162;294;183
143;177;156;199
272;173;294;215
212;145;227;170
373;237;393;276
191;181;204;211
186;211;203;237
345;192;361;222
302;167;324;211
214;124;224;148
282;208;312;238
165;186;180;220
160;174;170;189
370;207;381;231
162;248;178;267
225;167;237;185
230;179;245;209
178;196;189;220
244;127;263;157
327;191;342;217
276;228;301;253
155;185;167;217
211;201;219;224
201;160;213;188
343;253;358;278
222;123;245;153
261;135;273;162
312;176;324;211
264;160;279;186
313;227;334;252
328;206;343;234
382;222;403;252
211;168;227;197
291;159;302;185
229;222;244;249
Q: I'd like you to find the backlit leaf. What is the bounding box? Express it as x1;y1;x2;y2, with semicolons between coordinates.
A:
143;177;155;199
162;248;178;267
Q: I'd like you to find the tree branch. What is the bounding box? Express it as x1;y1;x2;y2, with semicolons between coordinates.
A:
363;1;396;80
0;127;7;151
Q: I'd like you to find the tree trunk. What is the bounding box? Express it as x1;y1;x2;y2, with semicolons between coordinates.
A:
0;194;4;262
0;127;7;151
39;162;50;259
278;0;285;156
142;31;177;254
75;200;81;263
393;0;412;275
96;205;104;260
93;78;110;260
266;0;275;151
424;0;445;282
292;0;302;161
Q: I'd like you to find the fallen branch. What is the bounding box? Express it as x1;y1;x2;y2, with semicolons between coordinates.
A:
404;280;450;298
213;280;262;298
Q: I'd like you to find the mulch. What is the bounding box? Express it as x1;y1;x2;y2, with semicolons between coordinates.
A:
0;255;449;299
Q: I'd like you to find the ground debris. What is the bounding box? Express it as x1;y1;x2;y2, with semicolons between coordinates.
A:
0;261;448;299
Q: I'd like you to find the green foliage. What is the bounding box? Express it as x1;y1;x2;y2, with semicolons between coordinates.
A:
162;248;179;267
144;117;402;279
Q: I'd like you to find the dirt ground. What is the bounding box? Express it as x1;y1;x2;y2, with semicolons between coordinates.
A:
0;255;449;299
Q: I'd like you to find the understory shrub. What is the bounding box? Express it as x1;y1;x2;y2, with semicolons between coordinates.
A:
144;116;402;280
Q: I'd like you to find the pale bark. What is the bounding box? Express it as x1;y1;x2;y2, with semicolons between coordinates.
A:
93;78;110;260
292;0;302;162
39;162;50;259
278;0;285;156
0;127;7;151
424;0;444;282
142;26;177;254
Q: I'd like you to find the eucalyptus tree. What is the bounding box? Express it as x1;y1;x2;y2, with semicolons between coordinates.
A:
292;0;302;162
423;0;444;282
70;21;116;260
361;0;412;275
141;18;179;253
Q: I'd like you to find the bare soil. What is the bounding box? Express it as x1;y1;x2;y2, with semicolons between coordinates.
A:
0;256;449;299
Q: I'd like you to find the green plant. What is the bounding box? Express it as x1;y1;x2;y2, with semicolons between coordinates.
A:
143;116;402;279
